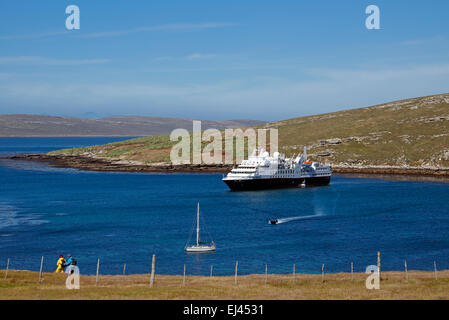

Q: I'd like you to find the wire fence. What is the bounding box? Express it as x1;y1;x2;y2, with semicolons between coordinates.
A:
2;253;448;286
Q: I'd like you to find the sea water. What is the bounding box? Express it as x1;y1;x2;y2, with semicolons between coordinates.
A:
0;137;448;276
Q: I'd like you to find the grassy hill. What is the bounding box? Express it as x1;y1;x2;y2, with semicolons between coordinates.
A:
48;93;449;168
270;93;449;168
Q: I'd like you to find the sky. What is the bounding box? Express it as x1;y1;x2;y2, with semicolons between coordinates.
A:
0;0;448;121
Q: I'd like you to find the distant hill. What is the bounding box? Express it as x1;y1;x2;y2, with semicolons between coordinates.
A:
47;93;449;168
0;115;265;137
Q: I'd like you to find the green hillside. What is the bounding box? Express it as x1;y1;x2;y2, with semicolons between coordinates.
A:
49;93;449;168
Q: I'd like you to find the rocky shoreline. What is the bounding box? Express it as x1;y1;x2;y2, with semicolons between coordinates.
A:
331;165;449;178
5;153;232;173
4;153;449;178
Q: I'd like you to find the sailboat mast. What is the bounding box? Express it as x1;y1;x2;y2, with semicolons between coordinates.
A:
196;202;200;246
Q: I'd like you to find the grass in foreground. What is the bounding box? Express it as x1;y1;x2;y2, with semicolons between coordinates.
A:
0;270;448;300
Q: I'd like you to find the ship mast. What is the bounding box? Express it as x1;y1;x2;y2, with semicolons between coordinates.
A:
196;202;200;246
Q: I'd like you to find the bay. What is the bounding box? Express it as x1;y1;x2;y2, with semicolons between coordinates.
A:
0;137;448;276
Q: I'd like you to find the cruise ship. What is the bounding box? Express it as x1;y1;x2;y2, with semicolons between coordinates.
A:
222;147;331;191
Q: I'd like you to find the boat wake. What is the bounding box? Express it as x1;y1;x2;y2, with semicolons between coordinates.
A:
270;213;324;225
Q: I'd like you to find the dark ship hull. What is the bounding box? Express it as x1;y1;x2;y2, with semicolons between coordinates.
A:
223;176;330;191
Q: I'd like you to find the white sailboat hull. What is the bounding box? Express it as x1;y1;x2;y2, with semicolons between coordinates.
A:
185;245;216;252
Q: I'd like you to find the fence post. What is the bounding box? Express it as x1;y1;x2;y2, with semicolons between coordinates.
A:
377;251;381;281
96;259;100;286
183;264;186;287
4;258;10;281
321;264;325;283
38;256;44;283
404;260;408;281
434;261;438;280
150;254;156;288
265;264;268;285
293;264;295;281
234;261;238;285
351;262;354;281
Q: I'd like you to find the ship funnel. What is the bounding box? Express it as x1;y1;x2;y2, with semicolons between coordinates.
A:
303;146;307;162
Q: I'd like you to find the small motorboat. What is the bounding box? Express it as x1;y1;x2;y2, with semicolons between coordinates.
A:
269;219;278;225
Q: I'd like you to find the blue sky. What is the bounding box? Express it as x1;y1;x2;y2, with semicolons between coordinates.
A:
0;0;448;121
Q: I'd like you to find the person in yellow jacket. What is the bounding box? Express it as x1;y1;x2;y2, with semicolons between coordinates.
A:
55;255;66;273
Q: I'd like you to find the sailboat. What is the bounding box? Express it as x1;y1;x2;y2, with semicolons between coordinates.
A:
185;202;216;253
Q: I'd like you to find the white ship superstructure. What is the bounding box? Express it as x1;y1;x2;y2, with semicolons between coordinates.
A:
222;147;331;191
